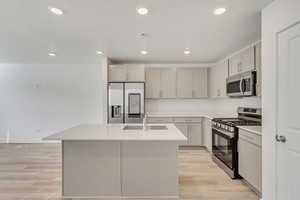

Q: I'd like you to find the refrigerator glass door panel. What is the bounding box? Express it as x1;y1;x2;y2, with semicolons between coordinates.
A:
125;83;144;123
108;83;124;123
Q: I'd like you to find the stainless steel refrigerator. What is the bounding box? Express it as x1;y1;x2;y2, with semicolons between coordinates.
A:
108;82;145;124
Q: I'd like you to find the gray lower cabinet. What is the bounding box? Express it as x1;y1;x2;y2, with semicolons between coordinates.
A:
238;129;262;194
175;124;189;145
203;118;212;152
189;124;203;146
174;123;202;146
147;117;203;146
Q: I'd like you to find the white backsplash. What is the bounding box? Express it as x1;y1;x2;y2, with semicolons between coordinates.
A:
210;97;262;116
146;97;261;117
146;99;212;114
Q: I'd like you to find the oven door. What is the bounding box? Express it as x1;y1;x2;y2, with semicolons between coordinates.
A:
212;127;236;169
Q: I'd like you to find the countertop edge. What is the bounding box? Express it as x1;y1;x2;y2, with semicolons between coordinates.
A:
237;126;262;136
43;124;187;141
146;113;226;120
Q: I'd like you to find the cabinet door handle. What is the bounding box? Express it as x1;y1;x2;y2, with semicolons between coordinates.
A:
276;135;287;143
160;90;163;98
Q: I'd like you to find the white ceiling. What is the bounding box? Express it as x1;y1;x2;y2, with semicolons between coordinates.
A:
0;0;273;64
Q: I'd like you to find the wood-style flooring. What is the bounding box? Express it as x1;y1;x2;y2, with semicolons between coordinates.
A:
0;144;259;200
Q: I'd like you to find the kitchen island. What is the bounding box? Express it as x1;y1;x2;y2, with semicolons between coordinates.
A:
44;124;186;198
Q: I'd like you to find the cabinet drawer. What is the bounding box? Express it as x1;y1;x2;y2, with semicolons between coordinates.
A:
239;129;261;146
147;117;173;123
173;117;202;123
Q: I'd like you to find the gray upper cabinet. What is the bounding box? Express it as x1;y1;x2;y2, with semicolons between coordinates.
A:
229;46;255;76
109;64;145;82
109;65;127;82
160;68;177;99
176;68;193;98
145;67;176;99
192;68;208;98
177;68;208;99
126;65;145;81
209;60;228;98
145;68;161;99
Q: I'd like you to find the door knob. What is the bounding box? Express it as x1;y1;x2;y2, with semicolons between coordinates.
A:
276;135;287;143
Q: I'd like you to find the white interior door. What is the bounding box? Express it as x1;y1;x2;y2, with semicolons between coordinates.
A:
276;22;300;200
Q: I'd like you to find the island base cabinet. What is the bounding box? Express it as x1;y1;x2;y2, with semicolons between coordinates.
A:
62;141;179;198
63;141;121;197
121;142;178;197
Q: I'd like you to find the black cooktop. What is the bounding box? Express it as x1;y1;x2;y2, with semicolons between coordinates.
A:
212;118;261;127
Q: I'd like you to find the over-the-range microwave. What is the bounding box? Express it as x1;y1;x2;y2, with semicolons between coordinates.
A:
226;70;257;97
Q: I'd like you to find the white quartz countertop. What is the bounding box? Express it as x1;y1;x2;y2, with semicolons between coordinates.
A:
237;126;262;136
44;124;187;141
147;112;235;120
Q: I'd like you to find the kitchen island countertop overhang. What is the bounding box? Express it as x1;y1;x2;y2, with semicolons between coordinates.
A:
44;123;187;141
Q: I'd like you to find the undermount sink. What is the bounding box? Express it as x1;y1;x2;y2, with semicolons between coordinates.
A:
148;125;168;130
123;125;143;130
122;125;168;131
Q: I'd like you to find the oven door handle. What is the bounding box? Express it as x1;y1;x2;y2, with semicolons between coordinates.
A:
212;127;235;138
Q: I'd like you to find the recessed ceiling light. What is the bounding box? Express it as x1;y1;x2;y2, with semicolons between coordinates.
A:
184;49;191;55
137;7;149;15
141;50;148;55
48;7;64;15
214;7;226;15
48;52;56;57
96;51;103;55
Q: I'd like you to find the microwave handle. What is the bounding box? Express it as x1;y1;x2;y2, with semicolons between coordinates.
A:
240;77;244;94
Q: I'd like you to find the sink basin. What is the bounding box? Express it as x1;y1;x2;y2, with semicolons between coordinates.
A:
123;125;143;130
123;125;168;131
148;125;168;130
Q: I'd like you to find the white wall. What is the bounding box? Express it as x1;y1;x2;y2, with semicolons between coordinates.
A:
262;1;300;199
0;63;103;143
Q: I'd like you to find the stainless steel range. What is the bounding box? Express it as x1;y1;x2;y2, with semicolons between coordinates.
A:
212;107;261;179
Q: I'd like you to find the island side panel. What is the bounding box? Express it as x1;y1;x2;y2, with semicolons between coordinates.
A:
63;141;121;197
121;141;179;197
